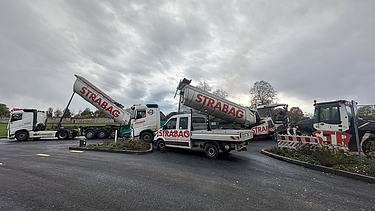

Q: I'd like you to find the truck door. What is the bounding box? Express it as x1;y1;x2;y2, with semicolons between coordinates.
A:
313;103;349;132
132;109;147;136
9;112;32;132
162;117;178;147
175;116;191;148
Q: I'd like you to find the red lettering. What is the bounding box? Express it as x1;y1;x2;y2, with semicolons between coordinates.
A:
213;102;222;111
312;131;324;143
222;104;229;113
207;98;215;108
173;130;178;137
184;130;190;138
228;107;236;116
101;101;108;109
195;94;203;103
89;93;97;101
80;87;87;95
323;131;336;144
179;130;183;137
236;110;244;118
113;110;120;117
85;89;93;97
336;132;352;146
94;98;102;106
106;106;113;114
202;96;209;105
165;131;169;137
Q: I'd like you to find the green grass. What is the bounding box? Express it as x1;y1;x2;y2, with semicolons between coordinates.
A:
0;123;8;138
86;138;150;151
266;147;375;178
0;123;120;138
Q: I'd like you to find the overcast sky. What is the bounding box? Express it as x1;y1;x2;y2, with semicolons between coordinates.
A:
1;0;374;117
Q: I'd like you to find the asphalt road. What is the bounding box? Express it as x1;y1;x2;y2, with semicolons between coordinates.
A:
0;137;374;211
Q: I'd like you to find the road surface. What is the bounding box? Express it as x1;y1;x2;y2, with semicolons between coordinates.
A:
0;137;373;210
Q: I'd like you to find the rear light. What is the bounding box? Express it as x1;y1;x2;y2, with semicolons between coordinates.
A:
236;144;242;150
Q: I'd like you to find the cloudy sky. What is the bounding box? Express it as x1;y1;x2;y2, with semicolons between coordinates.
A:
1;0;374;117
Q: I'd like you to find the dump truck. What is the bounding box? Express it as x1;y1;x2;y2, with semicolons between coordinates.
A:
277;99;375;158
154;112;253;158
69;74;160;142
7;108;78;141
175;78;286;137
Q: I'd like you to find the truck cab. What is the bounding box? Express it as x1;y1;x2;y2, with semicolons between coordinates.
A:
8;108;78;141
129;104;161;142
312;100;351;132
8;109;47;139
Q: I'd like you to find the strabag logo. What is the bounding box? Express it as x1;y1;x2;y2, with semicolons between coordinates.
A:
157;130;190;138
79;86;121;118
195;93;244;118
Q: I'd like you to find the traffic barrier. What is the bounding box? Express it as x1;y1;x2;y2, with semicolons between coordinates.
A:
277;133;349;151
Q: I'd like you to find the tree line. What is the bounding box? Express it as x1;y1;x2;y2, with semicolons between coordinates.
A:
47;108;109;118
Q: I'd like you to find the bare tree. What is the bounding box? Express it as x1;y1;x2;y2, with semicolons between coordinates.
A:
249;80;277;106
47;107;53;118
197;81;212;92
54;108;62;118
213;89;228;99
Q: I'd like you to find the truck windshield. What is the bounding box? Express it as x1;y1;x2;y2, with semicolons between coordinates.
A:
11;113;22;122
314;104;340;124
164;118;177;129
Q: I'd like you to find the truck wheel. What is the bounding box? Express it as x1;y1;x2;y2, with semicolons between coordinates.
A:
16;131;29;141
57;131;68;140
109;130;116;139
97;130;108;139
205;144;219;159
156;139;166;151
362;138;375;158
85;130;95;139
141;132;153;143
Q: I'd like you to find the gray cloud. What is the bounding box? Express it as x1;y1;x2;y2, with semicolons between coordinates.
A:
1;0;374;116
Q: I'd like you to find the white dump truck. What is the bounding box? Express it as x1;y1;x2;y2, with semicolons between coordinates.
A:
176;78;283;137
68;74;161;142
8;108;78;141
154;78;257;158
154;113;253;158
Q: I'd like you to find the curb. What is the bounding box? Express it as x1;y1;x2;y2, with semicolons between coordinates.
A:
69;143;153;155
261;149;375;184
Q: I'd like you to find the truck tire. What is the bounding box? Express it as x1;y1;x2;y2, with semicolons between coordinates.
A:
16;131;29;141
109;130;116;139
205;143;219;159
362;138;375;158
85;130;95;139
141;131;153;143
156;139;166;151
97;130;108;139
57;131;68;140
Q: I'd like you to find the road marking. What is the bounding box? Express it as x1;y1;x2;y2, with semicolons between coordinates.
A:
36;154;50;157
70;150;84;153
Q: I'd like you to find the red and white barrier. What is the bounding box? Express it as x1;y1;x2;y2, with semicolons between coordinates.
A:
277;131;350;151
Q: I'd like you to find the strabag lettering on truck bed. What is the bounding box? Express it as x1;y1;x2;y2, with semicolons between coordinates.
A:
79;86;121;118
157;130;190;138
195;93;244;118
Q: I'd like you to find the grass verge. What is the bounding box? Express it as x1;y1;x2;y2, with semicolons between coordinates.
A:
86;138;150;151
266;147;375;178
0;123;7;138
